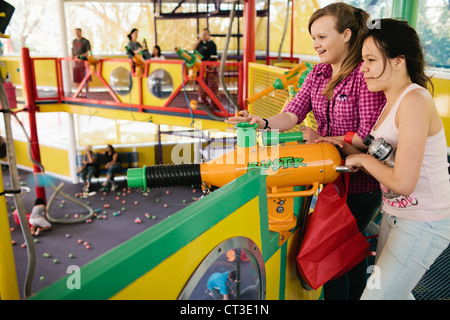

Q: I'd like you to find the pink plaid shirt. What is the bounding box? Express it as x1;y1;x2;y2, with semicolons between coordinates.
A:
283;62;386;194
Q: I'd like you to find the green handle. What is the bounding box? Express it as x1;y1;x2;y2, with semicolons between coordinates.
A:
261;131;303;146
127;166;147;190
236;122;259;148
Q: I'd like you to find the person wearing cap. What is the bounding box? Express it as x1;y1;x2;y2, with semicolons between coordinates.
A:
79;145;98;192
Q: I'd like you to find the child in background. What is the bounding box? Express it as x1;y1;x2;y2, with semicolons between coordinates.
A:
29;198;51;236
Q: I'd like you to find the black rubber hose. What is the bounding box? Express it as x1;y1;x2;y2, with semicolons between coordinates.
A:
144;164;202;188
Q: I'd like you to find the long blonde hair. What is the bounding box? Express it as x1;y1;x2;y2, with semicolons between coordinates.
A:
308;3;370;100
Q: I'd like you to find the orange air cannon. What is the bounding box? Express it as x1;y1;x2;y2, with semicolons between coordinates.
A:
126;45;146;76
175;47;203;81
247;63;313;104
127;123;344;245
87;51;99;73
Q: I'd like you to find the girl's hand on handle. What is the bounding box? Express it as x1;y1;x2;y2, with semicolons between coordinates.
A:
299;126;321;141
310;136;344;148
225;110;265;129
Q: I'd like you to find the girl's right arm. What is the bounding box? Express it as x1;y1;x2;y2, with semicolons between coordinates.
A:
225;65;316;132
225;111;299;132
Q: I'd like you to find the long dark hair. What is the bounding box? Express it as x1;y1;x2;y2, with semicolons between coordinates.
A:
106;144;115;154
364;18;434;95
35;198;45;206
127;28;138;41
152;45;161;57
308;3;370;100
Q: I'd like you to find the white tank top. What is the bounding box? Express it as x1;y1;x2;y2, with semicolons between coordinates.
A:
371;84;450;221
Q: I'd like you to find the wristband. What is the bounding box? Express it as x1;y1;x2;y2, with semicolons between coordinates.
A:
262;118;271;130
344;131;356;145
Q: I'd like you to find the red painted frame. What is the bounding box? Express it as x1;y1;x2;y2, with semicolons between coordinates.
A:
30;54;243;119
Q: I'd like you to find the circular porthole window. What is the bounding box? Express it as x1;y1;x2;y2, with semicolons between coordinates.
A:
109;67;132;96
178;237;265;300
147;69;173;99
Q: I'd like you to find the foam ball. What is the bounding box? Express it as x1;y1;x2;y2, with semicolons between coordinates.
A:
85;245;91;249
122;200;126;204
77;239;83;244
134;218;142;224
163;204;168;208
65;234;70;238
134;201;138;205
53;259;59;264
74;214;79;218
116;196;120;200
11;240;16;245
10;227;14;232
68;254;74;259
40;276;45;281
104;204;110;208
21;243;26;248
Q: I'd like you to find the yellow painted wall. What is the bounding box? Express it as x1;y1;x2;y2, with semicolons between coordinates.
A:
264;249;281;300
431;77;450;144
13;140;70;177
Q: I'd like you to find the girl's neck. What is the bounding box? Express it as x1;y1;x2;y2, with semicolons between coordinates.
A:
330;51;348;77
330;62;341;78
384;77;413;106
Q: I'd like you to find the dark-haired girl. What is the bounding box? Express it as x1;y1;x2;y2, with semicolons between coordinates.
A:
330;19;450;299
29;198;51;236
227;3;386;300
101;145;122;192
126;28;143;59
